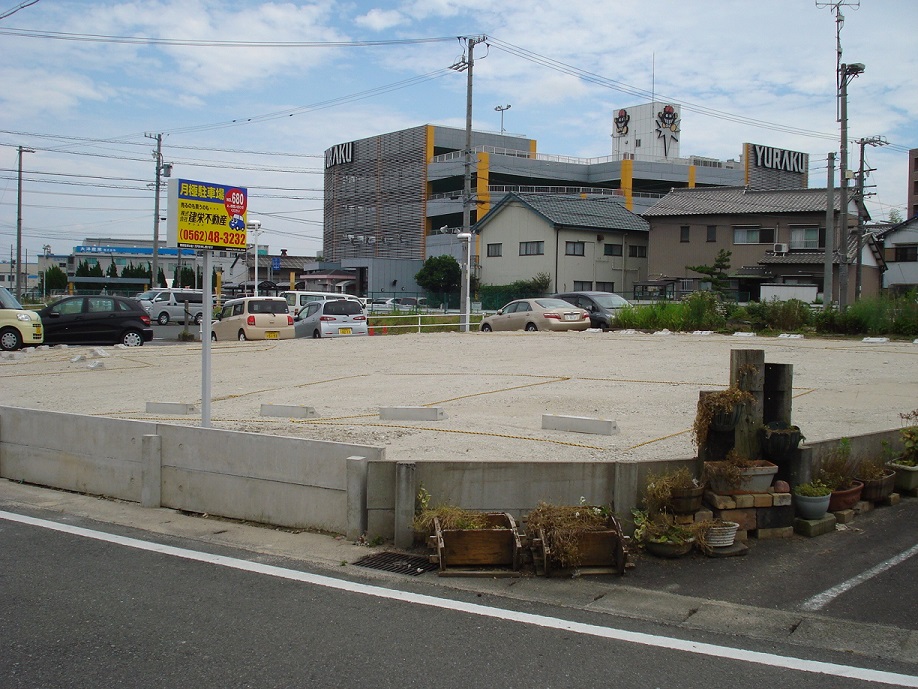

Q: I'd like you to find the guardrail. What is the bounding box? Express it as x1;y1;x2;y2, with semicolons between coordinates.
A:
366;311;483;334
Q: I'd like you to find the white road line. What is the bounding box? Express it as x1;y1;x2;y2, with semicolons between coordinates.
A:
801;542;918;611
3;509;916;687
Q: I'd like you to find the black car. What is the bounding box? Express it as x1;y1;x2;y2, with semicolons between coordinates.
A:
38;295;154;347
551;291;631;330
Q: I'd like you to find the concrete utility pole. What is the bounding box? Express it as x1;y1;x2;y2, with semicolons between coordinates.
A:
854;136;887;299
147;133;163;287
823;152;835;310
15;145;34;300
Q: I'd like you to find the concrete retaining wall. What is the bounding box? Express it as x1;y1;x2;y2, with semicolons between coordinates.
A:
0;406;384;535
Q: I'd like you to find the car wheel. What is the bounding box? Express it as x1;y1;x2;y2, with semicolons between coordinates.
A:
194;313;203;325
525;323;538;332
157;312;170;325
0;327;23;351
238;330;247;341
121;330;144;347
312;329;321;339
480;323;492;332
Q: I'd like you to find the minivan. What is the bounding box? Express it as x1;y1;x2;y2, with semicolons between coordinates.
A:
137;288;208;325
280;290;363;319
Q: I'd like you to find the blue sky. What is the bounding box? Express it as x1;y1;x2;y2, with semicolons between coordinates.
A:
0;0;915;258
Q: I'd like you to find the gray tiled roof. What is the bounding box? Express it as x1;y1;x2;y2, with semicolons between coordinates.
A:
482;193;649;233
643;186;840;217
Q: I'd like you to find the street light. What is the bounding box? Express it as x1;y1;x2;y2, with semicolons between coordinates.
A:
837;61;864;310
495;104;511;134
247;219;262;296
457;232;472;332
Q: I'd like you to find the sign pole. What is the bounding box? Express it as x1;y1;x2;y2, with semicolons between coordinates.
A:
201;249;212;428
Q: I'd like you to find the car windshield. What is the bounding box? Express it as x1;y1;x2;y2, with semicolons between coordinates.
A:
248;299;288;314
591;294;630;309
534;298;578;309
135;291;156;301
0;286;25;310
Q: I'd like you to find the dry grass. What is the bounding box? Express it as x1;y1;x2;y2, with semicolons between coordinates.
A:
412;505;492;534
526;502;612;568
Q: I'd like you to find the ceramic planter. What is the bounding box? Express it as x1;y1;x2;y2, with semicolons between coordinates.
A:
794;492;831;520
645;537;695;558
889;461;918;491
706;459;779;495
856;471;895;502
827;481;863;512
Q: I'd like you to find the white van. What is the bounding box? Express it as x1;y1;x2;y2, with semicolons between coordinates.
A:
280;291;363;319
136;288;209;325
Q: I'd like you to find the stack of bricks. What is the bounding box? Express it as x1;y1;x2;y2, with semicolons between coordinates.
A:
700;489;794;540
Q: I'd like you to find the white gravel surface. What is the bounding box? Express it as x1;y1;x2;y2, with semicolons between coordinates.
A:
1;331;915;464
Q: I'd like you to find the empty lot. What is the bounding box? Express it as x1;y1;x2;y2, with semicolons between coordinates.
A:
1;331;915;464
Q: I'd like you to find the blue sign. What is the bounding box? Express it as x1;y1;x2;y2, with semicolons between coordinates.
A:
271;257;281;270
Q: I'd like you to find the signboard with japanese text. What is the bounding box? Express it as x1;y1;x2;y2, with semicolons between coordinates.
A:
167;178;248;252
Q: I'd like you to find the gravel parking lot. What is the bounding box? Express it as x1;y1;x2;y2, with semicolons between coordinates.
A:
1;331;915;464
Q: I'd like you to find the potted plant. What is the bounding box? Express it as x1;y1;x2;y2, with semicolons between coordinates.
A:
697;518;741;551
792;479;832;520
703;449;778;495
815;438;863;511
759;421;804;462
888;409;918;491
855;456;896;503
526;500;628;575
693;386;755;449
641;466;704;515
632;509;696;558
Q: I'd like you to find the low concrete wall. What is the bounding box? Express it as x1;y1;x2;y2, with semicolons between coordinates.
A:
0;406;384;535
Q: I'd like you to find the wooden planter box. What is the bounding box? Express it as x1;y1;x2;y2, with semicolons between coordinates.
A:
428;513;523;577
530;514;629;577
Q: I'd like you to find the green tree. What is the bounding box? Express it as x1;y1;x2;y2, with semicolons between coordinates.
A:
888;208;904;224
44;265;68;292
106;262;119;279
415;255;461;294
687;249;732;295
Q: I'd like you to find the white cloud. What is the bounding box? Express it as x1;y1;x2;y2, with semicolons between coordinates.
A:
355;8;405;31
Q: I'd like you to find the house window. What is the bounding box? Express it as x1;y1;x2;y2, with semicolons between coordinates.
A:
635;138;641;148
629;245;647;258
680;226;690;243
573;281;592;291
604;244;623;256
707;225;717;242
565;241;585;256
894;245;918;262
733;226;775;244
486;243;502;257
790;226;821;250
596;281;615;292
519;241;544;256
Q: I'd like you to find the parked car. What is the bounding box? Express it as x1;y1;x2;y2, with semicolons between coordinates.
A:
211;296;294;341
479;298;590;332
280;290;364;319
0;286;43;351
37;295;153;346
295;298;368;339
367;297;399;313
551;291;632;330
136;288;209;325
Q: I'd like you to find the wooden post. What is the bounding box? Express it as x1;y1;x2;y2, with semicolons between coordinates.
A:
730;349;764;459
763;363;794;425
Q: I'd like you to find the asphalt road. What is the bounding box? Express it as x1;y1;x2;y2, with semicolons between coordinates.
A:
2;509;915;689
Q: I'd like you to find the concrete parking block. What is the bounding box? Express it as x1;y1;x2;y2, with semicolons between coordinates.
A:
380;406;446;421
794;514;836;537
260;404;318;419
541;414;618;436
146;402;198;415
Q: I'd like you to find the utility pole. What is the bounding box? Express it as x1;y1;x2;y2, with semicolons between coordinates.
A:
823;152;835;310
854;136;887;299
16;145;35;301
146;133;163;288
450;35;485;332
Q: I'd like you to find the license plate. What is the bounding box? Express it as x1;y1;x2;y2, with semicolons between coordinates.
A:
34;325;43;336
563;313;579;321
265;331;279;339
338;328;352;335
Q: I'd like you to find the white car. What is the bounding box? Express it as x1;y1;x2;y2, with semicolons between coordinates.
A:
295;299;368;338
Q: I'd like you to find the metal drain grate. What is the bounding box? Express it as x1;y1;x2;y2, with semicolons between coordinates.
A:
354;551;437;576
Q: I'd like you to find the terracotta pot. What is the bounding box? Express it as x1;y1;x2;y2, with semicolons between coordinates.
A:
827;480;863;512
856;471;895;502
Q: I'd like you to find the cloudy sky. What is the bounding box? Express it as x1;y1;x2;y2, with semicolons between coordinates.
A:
0;0;914;259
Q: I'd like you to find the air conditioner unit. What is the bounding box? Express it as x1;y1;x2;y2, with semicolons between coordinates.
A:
773;243;789;254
